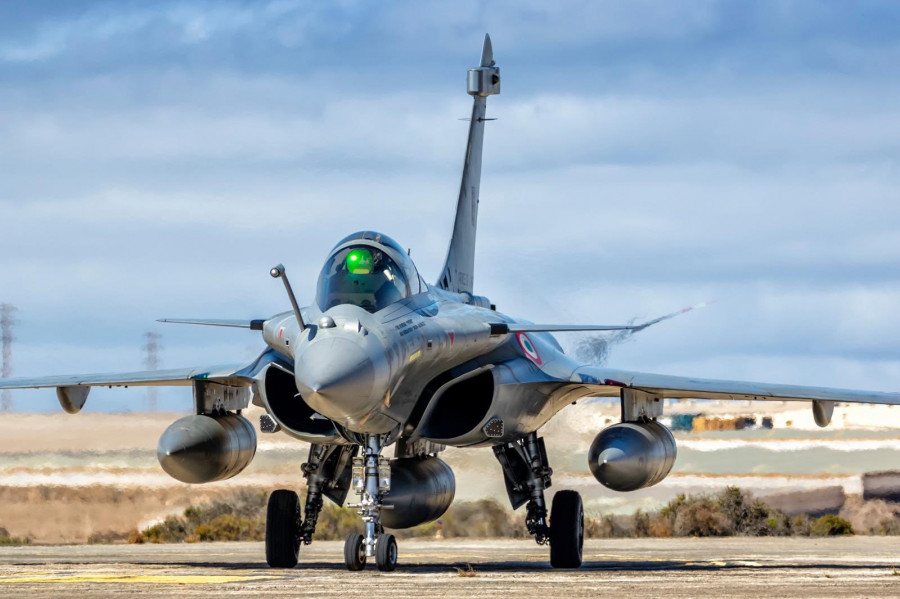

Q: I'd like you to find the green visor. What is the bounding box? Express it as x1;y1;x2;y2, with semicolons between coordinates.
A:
345;248;374;274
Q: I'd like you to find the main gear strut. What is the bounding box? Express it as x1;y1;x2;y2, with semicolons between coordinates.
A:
492;432;553;544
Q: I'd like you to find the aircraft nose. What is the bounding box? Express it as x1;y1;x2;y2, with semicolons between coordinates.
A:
295;337;376;415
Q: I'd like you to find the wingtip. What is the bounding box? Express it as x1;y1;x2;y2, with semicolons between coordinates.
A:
481;33;494;67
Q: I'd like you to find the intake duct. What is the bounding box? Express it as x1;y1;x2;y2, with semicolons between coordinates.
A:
259;363;340;443
587;420;677;492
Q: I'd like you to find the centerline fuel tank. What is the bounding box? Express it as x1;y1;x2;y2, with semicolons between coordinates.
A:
381;456;455;529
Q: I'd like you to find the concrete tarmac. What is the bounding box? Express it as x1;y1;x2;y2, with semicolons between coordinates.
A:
0;537;898;598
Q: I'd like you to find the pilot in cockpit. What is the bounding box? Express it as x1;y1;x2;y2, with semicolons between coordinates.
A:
317;245;411;313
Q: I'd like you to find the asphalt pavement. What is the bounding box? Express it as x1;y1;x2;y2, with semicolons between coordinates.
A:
0;537;897;598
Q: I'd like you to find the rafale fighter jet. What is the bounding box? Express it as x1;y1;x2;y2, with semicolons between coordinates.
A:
3;34;900;571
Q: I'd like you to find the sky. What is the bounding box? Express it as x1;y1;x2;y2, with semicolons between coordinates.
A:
1;0;899;412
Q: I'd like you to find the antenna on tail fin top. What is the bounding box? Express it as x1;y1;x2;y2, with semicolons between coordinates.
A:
436;33;500;295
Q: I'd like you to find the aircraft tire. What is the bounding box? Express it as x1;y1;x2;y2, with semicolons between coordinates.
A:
375;533;398;572
344;533;367;571
549;490;584;569
265;489;300;568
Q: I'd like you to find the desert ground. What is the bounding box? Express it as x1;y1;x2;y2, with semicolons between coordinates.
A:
0;400;898;542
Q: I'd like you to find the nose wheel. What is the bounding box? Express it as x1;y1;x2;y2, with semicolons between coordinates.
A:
375;533;398;571
344;533;367;571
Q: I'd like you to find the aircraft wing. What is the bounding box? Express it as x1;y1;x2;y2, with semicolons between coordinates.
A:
0;363;253;390
492;302;711;334
568;365;900;405
158;318;265;330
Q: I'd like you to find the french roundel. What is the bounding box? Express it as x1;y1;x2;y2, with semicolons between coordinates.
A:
516;333;543;365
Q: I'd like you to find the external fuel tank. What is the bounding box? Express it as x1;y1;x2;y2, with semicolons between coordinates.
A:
587;420;677;492
157;413;256;484
381;456;455;529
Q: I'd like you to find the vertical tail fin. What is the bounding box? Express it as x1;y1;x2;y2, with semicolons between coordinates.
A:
437;34;500;294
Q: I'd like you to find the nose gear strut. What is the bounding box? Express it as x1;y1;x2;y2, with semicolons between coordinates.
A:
344;434;398;571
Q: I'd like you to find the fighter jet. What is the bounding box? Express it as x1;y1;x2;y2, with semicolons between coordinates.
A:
2;34;899;571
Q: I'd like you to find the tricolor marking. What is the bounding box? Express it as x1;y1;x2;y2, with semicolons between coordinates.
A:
516;333;542;365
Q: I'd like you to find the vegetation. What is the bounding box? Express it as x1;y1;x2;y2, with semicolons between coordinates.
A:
0;526;30;546
590;487;857;539
130;488;268;543
126;486;888;544
456;564;478;577
811;514;854;536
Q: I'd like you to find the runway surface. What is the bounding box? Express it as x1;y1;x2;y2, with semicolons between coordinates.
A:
0;538;897;598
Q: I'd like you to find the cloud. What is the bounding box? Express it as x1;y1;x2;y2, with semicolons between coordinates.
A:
0;1;327;63
2;1;900;411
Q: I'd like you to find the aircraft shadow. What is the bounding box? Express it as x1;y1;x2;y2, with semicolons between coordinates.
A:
127;559;897;574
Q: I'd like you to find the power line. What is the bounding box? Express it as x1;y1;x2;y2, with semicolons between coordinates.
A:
1;304;17;412
143;332;161;411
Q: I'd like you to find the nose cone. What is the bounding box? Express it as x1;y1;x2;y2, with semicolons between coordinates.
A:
591;446;643;490
295;337;377;418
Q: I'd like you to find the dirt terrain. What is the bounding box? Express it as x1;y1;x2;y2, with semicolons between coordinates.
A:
1;403;898;542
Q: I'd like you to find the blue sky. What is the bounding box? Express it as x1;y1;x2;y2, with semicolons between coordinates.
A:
1;1;900;412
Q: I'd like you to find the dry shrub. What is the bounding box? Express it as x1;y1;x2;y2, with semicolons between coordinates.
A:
874;518;900;535
310;503;365;540
632;509;651;537
133;489;269;543
673;498;729;537
119;486;888;544
436;499;523;539
716;486;773;535
811;515;854;536
619;488;801;539
193;514;264;542
126;529;144;544
840;496;900;535
0;526;30;546
586;514;624;538
648;513;674;537
456;564;478;577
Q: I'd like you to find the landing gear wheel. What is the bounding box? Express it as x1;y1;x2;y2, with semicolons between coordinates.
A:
265;489;300;568
375;533;398;572
344;533;367;571
549;490;584;569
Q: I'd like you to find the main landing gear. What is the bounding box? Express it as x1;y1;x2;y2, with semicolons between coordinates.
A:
264;435;398;571
265;443;357;569
493;432;584;568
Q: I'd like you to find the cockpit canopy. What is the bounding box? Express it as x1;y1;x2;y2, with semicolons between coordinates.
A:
316;232;422;313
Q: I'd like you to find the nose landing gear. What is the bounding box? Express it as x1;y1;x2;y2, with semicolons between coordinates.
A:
344;434;398;571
